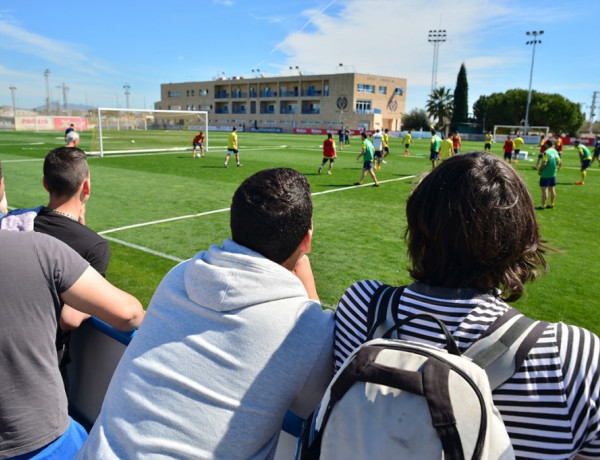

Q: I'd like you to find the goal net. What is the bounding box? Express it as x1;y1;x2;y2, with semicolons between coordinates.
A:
89;108;208;157
493;125;549;143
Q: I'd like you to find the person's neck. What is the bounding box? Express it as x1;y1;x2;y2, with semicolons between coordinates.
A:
47;198;81;221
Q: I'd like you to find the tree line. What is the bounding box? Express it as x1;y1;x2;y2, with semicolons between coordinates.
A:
402;64;585;136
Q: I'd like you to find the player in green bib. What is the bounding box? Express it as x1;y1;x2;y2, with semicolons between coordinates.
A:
575;140;592;185
537;140;561;209
354;132;379;187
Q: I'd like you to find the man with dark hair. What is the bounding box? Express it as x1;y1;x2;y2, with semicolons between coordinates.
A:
334;152;600;458
318;132;337;175
537;139;561;209
1;146;110;387
354;132;379;186
78;168;333;459
224;126;241;167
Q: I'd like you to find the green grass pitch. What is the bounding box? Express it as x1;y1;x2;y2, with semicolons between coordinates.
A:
1;129;598;335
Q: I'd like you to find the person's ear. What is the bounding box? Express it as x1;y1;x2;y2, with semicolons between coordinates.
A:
298;227;312;254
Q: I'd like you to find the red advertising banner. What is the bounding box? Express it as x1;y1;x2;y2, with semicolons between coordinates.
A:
53;117;88;131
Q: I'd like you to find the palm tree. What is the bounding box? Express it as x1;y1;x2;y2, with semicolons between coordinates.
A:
426;86;454;131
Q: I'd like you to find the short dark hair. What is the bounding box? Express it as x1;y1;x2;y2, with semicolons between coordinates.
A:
545;140;553;147
230;168;312;263
43;147;89;197
405;152;547;301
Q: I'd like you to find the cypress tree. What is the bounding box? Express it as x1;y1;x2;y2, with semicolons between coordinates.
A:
450;63;469;132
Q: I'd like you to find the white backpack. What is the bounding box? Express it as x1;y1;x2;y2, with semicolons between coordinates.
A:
302;285;547;460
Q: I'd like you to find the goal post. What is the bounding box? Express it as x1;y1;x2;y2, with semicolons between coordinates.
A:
90;108;209;157
493;125;549;144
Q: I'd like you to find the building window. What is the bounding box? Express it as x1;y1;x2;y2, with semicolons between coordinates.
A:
199;89;209;96
357;84;375;93
395;87;404;95
167;91;181;98
356;100;372;113
379;86;387;94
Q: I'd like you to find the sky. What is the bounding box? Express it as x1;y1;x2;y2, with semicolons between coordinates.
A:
1;0;598;119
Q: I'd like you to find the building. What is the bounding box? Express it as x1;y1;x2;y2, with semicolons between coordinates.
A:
155;72;407;133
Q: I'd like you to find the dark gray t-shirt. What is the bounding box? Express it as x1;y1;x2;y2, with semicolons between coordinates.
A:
0;231;88;458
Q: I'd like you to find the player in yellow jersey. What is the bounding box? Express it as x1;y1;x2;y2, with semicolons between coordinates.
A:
484;132;492;152
513;133;524;163
382;129;390;161
575;140;592;185
439;136;454;161
402;130;413;156
224;127;241;168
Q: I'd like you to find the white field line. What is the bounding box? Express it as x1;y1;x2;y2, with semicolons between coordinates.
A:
102;235;185;263
99;175;418;262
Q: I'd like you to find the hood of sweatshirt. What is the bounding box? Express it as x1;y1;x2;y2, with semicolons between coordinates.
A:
184;238;309;313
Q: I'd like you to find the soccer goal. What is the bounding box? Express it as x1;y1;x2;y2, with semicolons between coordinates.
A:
493;125;549;143
90;108;208;157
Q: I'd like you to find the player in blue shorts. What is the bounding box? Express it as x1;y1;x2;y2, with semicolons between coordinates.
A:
354;132;379;187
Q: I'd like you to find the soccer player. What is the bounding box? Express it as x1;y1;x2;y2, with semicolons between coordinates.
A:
555;133;563;159
192;131;205;158
338;127;344;151
224;127;241;167
430;129;442;169
532;135;546;169
402;130;412;156
513;133;524;163
372;129;384;169
382;128;391;159
344;128;350;145
318;133;337;175
484;131;492;152
537;140;561;209
575;140;592;185
439;135;453;162
503;135;514;163
592;135;600;166
452;132;461;155
354;132;379;187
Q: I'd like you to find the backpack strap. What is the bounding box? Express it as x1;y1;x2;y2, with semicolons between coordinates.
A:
365;284;405;340
463;308;548;389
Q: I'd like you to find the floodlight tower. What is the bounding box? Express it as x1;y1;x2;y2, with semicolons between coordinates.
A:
589;91;598;134
44;69;51;114
124;84;131;109
524;30;543;135
56;83;69;113
428;29;446;92
9;85;17;119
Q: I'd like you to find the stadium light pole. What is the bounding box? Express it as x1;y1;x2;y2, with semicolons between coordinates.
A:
9;85;17;119
44;69;51;114
428;29;446;93
524;30;543;135
124;84;131;109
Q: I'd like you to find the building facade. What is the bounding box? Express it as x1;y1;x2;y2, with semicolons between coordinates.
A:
155;72;407;133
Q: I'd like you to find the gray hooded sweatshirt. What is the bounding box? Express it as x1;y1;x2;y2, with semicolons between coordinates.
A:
77;239;334;459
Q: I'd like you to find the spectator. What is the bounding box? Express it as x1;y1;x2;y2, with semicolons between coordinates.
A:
0;230;144;459
77;168;334;459
334;152;600;459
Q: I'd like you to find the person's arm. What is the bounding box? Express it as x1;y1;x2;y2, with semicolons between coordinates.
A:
60;305;90;330
60;266;144;331
293;254;319;301
538;160;547;175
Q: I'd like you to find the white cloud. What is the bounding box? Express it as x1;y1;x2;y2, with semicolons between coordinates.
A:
273;0;568;109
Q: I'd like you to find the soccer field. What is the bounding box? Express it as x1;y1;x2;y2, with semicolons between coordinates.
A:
1;130;598;335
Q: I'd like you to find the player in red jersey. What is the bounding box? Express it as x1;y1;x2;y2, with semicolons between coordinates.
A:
318;133;337;175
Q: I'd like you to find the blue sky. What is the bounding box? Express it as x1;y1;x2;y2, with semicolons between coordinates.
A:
1;0;598;119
